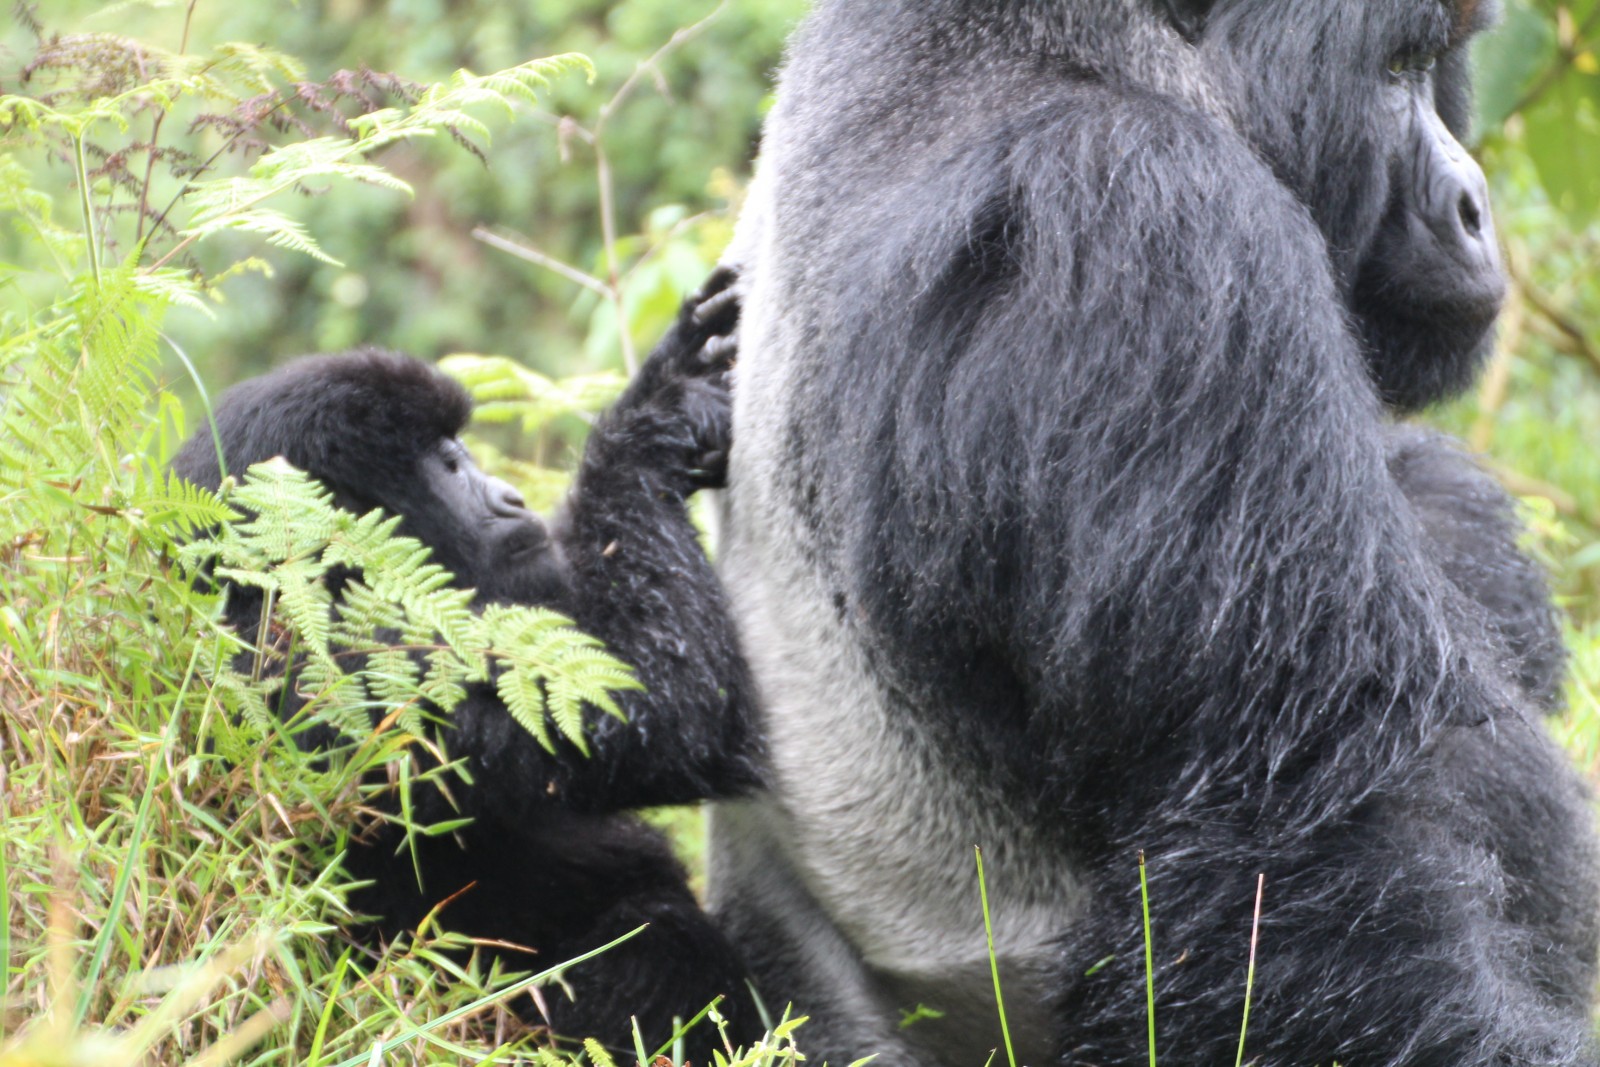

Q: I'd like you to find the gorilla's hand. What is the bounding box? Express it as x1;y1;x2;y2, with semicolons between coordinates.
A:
620;266;740;408
668;265;739;488
686;264;741;370
671;373;733;491
585;267;741;496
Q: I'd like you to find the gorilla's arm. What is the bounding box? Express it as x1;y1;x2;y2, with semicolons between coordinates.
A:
1006;105;1588;1067
443;276;762;819
1387;425;1567;709
548;288;762;811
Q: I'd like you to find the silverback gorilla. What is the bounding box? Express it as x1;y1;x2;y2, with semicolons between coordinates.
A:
710;2;1600;1066
172;276;764;1057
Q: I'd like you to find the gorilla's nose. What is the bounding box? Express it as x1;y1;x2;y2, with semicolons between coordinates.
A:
1417;108;1498;273
1456;186;1484;240
1431;162;1496;264
488;475;529;516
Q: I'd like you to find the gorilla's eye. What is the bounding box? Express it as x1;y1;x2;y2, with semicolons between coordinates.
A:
441;442;464;474
1387;50;1439;77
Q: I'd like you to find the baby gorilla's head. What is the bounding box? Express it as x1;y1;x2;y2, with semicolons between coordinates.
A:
172;348;567;605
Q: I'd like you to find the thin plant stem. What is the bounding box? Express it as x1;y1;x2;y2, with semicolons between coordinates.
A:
1139;850;1156;1067
1235;873;1266;1067
589;2;724;375
73;135;101;287
592;144;634;374
135;0;198;244
976;846;1018;1067
163;332;225;478
471;226;611;297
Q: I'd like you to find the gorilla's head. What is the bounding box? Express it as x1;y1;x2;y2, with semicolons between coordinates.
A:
173;348;564;603
1172;0;1506;412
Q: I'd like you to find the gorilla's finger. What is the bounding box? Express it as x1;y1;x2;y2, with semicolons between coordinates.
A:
690;451;729;489
692;264;741;305
692;286;742;335
699;334;739;370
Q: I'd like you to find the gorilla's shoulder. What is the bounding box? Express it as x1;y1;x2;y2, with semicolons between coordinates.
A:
1003;81;1300;232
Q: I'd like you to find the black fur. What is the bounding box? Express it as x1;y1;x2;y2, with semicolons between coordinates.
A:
1389;426;1568;710
712;2;1598;1066
172;275;764;1057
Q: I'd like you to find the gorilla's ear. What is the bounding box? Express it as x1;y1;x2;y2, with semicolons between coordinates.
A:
1156;0;1213;40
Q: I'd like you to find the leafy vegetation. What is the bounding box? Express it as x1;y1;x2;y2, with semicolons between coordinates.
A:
184;460;639;756
0;14;794;1061
0;0;1595;1064
1462;0;1600;617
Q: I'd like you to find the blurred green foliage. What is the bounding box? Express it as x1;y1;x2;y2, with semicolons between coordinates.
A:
1452;0;1600;626
1478;0;1600;222
2;0;804;387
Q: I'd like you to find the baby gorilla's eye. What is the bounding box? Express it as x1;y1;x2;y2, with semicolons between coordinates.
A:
441;441;464;473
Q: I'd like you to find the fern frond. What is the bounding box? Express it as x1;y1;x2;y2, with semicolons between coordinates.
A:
185;206;341;265
225;461;342;559
135;471;239;538
134;267;213;315
494;663;553;751
271;561;339;670
364;647;424;709
383;54;594;133
419;648;470;710
210;41;308;89
481;604;640;753
439;353;626;434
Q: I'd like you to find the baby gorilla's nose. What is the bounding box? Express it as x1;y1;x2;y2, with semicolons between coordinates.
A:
487;474;528;516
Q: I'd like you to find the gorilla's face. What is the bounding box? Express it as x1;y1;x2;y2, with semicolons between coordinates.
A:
1348;41;1505;412
1196;0;1506;412
387;438;568;606
174;349;572;608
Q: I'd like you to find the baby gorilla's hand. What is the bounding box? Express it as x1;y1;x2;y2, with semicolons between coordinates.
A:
687;265;741;372
670;266;739;488
622;266;741;408
587;267;742;495
675;371;732;490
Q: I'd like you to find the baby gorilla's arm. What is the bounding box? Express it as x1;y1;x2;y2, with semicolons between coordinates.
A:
453;268;762;817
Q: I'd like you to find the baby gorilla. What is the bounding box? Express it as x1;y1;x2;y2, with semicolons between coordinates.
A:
171;273;763;1057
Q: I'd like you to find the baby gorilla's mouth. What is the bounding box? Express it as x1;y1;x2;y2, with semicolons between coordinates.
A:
497;519;550;559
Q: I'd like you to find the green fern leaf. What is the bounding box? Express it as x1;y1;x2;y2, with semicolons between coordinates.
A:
481;603;640;753
186;208;341;265
136;471;239;538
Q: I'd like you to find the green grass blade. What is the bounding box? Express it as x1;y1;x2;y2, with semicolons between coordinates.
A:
72;641;203;1027
309;949;352;1067
320;924;648;1067
975;845;1017;1067
1139;850;1156;1067
1234;873;1266;1067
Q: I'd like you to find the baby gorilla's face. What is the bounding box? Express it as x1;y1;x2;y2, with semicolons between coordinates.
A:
402;438;568;606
